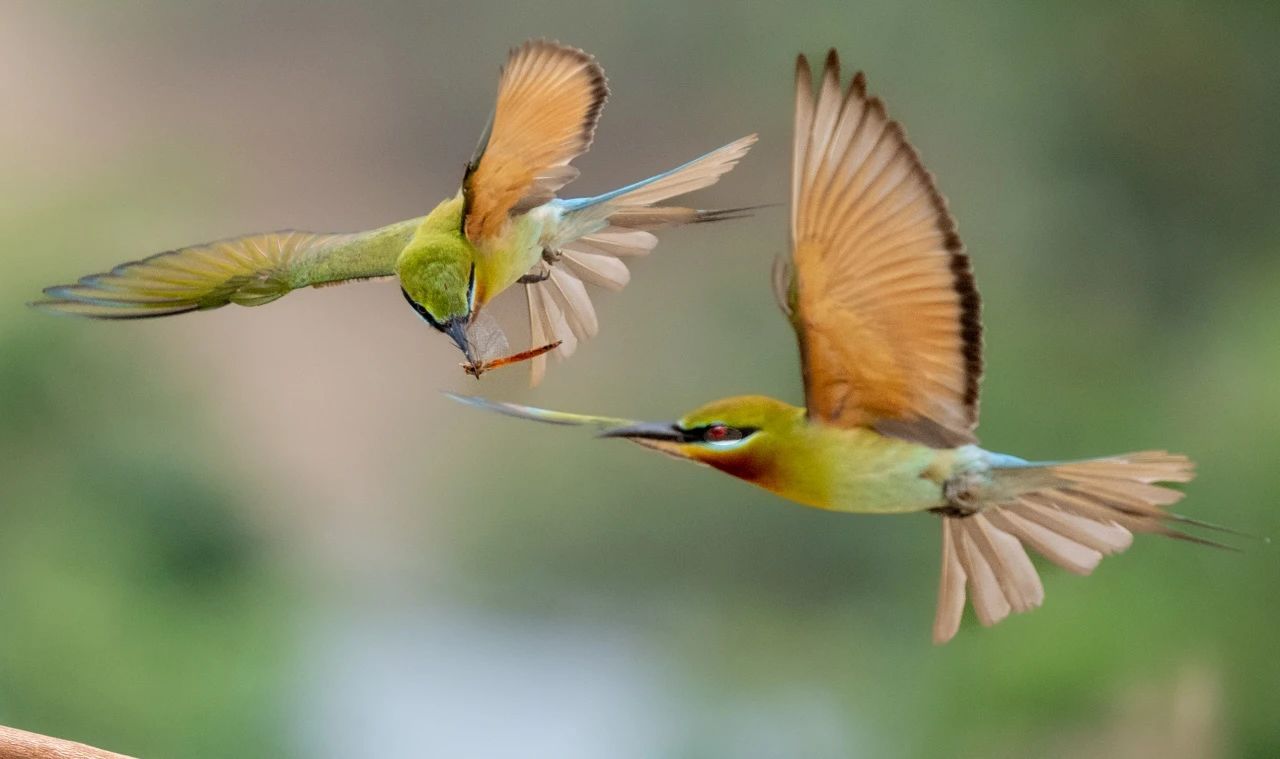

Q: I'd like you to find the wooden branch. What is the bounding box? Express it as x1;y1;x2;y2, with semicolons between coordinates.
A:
0;725;135;759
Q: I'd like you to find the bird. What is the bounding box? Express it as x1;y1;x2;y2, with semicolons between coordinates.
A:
33;39;757;383
448;50;1229;643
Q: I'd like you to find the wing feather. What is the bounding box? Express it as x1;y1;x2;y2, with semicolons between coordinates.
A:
33;219;420;319
788;50;983;446
463;40;608;244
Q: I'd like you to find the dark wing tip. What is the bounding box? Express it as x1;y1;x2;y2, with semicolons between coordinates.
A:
850;70;868;97
514;38;610;155
860;70;985;424
520;38;610;97
795;53;814;90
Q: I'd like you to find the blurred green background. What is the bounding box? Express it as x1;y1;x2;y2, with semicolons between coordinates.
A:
2;1;1278;757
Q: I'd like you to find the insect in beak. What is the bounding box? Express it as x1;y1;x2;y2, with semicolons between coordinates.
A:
461;341;563;378
443;319;476;365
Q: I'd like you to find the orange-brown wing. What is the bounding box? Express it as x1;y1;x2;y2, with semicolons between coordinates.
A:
462;40;608;245
786;51;982;447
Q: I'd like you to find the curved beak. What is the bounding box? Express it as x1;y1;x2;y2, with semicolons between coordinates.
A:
443;395;699;461
599;421;697;460
443;394;635;428
444;319;476;365
597;422;689;442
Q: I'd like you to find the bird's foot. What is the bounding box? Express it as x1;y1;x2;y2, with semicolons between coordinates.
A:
931;473;984;517
462;340;562;377
518;252;561;284
518;270;552;284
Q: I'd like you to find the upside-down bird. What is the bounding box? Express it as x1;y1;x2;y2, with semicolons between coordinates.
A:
450;50;1227;642
35;39;756;382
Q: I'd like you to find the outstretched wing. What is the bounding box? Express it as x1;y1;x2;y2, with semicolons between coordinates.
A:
462;39;608;245
785;51;983;447
33;219;420;318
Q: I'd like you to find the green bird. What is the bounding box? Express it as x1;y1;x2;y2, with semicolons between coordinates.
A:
451;50;1227;643
34;40;756;382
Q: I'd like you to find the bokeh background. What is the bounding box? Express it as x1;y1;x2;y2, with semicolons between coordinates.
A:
3;1;1278;757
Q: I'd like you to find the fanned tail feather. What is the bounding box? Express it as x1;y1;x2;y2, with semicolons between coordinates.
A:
604;204;770;230
524;135;758;385
555;134;757;220
933;451;1211;644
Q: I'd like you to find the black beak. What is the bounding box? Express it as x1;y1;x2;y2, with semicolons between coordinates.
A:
598;422;689;442
444;319;475;365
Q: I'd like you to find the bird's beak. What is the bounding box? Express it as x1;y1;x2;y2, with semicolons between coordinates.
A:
598;421;696;459
443;395;702;462
443;394;636;428
445;319;476;365
597;422;688;442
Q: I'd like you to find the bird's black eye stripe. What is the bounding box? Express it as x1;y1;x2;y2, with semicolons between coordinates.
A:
674;426;701;443
402;287;444;329
677;424;759;443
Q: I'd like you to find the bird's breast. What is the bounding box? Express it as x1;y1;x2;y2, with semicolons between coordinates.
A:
789;427;950;514
472;216;547;306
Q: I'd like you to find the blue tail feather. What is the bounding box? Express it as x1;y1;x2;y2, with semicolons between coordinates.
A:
556;161;696;213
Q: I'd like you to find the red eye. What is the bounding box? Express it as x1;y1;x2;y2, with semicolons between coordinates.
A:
703;424;743;443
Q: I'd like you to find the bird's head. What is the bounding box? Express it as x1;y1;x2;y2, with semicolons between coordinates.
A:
400;258;476;362
597;395;806;482
446;393;809;491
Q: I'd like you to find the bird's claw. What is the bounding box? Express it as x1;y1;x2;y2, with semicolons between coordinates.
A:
518;252;560;285
517;270;552;284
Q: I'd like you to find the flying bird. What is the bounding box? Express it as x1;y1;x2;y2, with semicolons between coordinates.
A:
34;40;756;382
450;50;1226;643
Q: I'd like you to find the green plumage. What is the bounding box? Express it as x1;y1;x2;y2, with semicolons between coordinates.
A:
395;196;476;325
294;217;425;289
32;218;424;319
